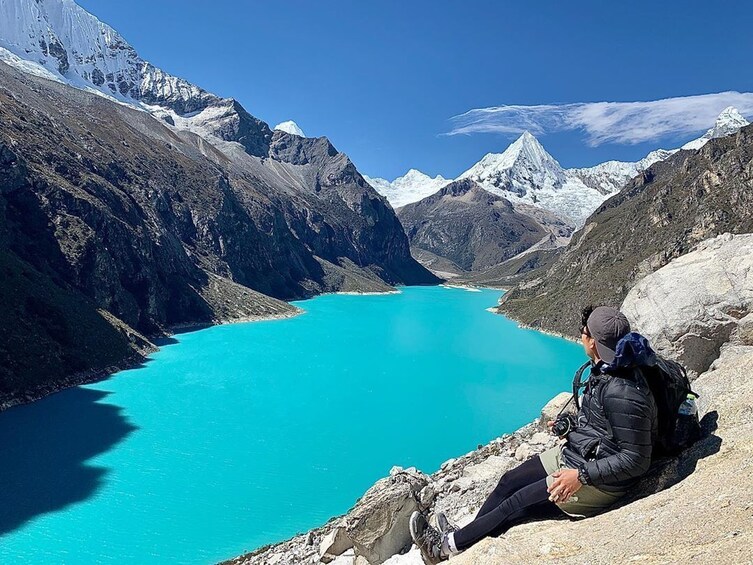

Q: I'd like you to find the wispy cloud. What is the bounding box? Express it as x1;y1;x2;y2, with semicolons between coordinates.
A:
447;91;753;145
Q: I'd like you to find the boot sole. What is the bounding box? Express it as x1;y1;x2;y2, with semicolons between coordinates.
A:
409;511;440;565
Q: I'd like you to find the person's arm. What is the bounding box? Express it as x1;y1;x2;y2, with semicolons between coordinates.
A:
581;379;654;486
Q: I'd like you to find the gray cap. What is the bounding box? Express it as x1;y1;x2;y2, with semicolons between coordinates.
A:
586;306;631;364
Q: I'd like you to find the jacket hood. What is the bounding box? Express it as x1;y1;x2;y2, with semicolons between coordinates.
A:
607;332;657;370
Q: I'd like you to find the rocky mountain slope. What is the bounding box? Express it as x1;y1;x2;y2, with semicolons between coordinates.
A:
498;122;753;338
397;179;570;274
227;233;753;565
0;57;435;405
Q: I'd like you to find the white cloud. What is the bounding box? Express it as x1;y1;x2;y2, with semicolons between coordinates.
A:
447;91;753;145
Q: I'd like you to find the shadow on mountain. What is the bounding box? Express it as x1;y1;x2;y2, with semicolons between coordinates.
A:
0;387;137;535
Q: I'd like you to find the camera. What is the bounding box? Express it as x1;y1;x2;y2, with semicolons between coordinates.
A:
551;414;576;437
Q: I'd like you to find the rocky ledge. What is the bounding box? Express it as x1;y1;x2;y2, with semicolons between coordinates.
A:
226;233;753;564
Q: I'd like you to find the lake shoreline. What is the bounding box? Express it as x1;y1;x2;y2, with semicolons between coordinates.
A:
0;308;307;413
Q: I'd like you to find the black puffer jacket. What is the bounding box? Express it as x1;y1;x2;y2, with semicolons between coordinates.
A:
563;363;658;493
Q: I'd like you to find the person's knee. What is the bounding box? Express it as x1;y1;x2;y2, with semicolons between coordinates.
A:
492;474;512;495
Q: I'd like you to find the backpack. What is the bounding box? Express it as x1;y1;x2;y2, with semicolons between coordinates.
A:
609;332;700;457
576;332;701;459
641;356;700;456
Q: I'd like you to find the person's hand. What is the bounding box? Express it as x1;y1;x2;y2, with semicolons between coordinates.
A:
547;469;582;503
547;420;555;429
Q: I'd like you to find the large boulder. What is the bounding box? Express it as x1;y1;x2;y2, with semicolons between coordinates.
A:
319;526;354;563
343;467;429;564
622;233;753;377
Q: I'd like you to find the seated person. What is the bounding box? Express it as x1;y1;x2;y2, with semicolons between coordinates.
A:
410;306;658;563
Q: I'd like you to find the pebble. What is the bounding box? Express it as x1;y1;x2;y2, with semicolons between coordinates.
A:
515;443;532;461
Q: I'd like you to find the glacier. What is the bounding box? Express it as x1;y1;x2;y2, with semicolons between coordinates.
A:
363;170;451;209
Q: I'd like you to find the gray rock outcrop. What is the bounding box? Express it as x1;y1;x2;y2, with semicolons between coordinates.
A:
343;467;429;564
622;233;753;377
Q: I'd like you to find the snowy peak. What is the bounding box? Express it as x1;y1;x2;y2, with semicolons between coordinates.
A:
364;169;450;209
569;148;677;195
0;0;278;157
574;106;750;194
681;106;749;150
274;120;306;137
471;131;562;174
0;0;212;111
459;131;568;198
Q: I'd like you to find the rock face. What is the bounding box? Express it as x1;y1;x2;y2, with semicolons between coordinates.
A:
622;233;753;377
499;122;753;338
343;467;429;564
397;179;567;273
0;60;435;404
450;233;753;564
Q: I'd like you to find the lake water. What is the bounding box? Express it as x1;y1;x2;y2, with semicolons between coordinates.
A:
0;286;584;564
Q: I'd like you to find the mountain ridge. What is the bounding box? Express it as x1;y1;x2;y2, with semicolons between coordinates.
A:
369;108;750;225
0;0;438;403
397;179;553;272
497;121;753;337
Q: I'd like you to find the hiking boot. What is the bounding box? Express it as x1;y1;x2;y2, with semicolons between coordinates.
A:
435;511;457;535
410;510;447;564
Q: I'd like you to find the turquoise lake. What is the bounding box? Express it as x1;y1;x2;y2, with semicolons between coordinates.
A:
0;286;584;564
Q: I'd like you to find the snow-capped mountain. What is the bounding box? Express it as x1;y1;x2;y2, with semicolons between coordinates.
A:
568;149;676;195
368;134;606;224
370;107;750;226
364;169;451;209
0;0;271;155
457;132;605;225
274;120;306;137
460;132;567;197
681;106;749;150
0;0;210;109
570;106;749;194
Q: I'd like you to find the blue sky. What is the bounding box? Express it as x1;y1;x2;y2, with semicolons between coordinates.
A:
78;0;753;179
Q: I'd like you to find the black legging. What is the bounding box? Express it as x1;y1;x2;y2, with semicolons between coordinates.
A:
453;455;561;551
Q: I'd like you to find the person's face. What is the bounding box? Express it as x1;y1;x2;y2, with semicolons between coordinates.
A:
581;325;598;361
